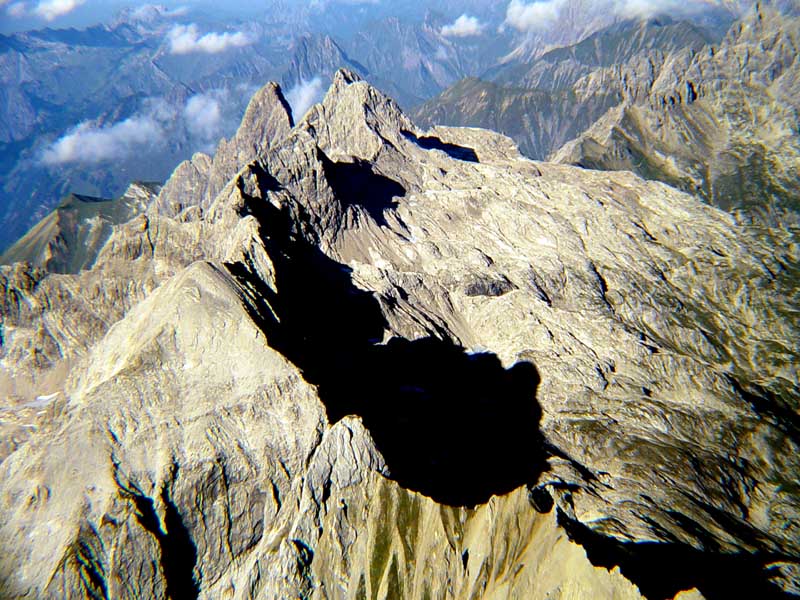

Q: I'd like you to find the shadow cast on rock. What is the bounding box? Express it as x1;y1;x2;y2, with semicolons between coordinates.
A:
217;160;796;598
402;130;479;163
557;508;796;600
227;164;544;506
319;150;406;227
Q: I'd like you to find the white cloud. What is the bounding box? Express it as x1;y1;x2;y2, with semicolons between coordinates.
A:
130;4;188;21
40;87;243;165
441;14;485;37
184;93;222;139
612;0;711;18
167;23;254;54
286;77;325;121
33;0;85;21
41;116;163;165
505;0;567;31
505;0;728;31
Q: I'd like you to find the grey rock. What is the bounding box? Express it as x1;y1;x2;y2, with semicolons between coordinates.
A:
553;5;800;220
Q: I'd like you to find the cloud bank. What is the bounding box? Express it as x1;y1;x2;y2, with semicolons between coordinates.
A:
286;77;325;121
505;0;729;31
441;14;485;37
40;90;235;165
184;93;222;139
130;4;189;21
167;23;254;54
505;0;566;31
613;0;711;18
33;0;85;21
41;116;163;165
3;0;86;20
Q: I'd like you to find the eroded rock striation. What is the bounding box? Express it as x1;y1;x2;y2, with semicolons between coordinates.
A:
0;69;798;599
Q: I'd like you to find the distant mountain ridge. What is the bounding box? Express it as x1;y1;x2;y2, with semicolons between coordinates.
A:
415;17;711;160
0;183;159;274
415;5;800;221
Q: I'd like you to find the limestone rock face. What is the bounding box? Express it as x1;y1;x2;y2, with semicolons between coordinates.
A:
0;69;798;599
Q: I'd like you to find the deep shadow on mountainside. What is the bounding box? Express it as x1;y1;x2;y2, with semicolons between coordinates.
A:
555;508;797;600
226;161;546;507
227;154;795;597
1;66;798;599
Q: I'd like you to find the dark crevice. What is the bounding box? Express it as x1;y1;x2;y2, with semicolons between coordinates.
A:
402;130;479;162
557;509;796;600
71;523;108;600
589;261;614;311
160;477;200;600
725;374;800;440
227;164;545;506
121;468;200;600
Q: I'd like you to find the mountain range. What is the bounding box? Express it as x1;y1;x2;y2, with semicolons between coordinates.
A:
415;4;800;222
0;2;517;255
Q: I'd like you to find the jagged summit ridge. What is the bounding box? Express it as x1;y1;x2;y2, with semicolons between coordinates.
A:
0;70;798;599
152;81;294;219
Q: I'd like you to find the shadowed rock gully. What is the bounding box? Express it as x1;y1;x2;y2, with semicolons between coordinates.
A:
116;463;200;600
228;164;544;506
319;151;406;227
556;509;796;600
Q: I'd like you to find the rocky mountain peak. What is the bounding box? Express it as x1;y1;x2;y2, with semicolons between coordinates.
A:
299;68;415;162
152;81;293;219
234;81;295;152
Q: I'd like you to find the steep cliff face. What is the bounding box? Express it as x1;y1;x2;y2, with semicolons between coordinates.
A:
152;82;294;219
0;70;797;599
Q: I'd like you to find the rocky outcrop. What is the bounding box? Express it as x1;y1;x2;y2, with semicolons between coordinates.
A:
0;69;798;599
